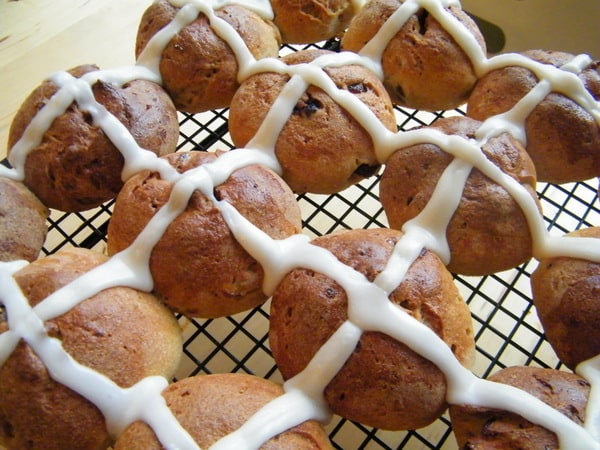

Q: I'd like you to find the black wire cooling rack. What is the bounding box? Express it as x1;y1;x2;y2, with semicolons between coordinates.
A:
10;40;600;450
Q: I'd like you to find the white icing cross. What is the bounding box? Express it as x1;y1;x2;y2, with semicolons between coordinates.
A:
1;0;599;448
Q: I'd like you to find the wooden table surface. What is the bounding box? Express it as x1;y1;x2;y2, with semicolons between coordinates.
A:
0;0;151;160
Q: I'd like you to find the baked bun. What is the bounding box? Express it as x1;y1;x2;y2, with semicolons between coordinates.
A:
271;0;354;44
107;150;302;318
0;248;182;450
449;366;590;449
341;0;486;111
0;177;48;262
530;226;600;370
114;373;333;449
229;49;396;194
269;228;474;430
7;64;179;212
467;50;600;184
135;0;281;113
380;116;541;276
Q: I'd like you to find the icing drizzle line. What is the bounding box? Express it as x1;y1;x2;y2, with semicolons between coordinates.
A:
1;0;599;448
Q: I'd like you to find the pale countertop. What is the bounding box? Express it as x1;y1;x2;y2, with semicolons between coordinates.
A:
0;0;151;161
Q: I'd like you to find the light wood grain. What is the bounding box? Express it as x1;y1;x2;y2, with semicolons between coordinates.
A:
0;0;150;160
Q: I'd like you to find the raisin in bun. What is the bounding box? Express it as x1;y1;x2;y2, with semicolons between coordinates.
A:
380;116;541;276
114;373;333;449
271;0;355;44
449;366;590;450
530;226;600;370
7;64;179;212
136;0;281;113
341;0;486;111
107;151;302;318
270;228;474;430
0;177;48;262
229;49;396;194
467;50;600;184
0;248;182;450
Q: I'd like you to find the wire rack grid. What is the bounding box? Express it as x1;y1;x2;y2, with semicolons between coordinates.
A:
10;39;600;450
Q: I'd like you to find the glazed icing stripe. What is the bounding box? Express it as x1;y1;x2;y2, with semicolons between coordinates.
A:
377;127;600;263
168;0;274;19
4;77;85;180
359;0;600;125
480;52;600;123
49;71;178;182
6;0;266;184
578;355;600;441
216;200;599;450
357;0;419;75
138;0;273;83
359;0;464;69
1;0;600;449
5;66;175;184
210;319;360;449
480;53;600;129
0;261;199;449
137;2;203;80
385;157;473;273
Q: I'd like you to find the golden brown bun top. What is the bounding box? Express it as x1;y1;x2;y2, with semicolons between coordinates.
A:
7;64;179;212
449;366;590;450
0;176;48;262
0;248;182;450
531;226;600;369
136;0;281;112
467;50;600;184
270;228;474;430
229;49;396;194
381;116;540;276
341;0;486;110
3;247;182;384
107;151;302;318
114;373;333;449
271;0;355;44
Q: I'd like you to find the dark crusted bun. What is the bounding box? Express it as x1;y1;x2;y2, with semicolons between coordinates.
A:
114;373;333;449
341;0;486;111
380;116;541;276
0;248;182;450
270;228;474;430
229;49;396;194
467;50;600;184
107;151;302;318
7;64;179;212
0;176;48;262
136;0;281;113
449;366;590;449
530;226;600;369
271;0;355;44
